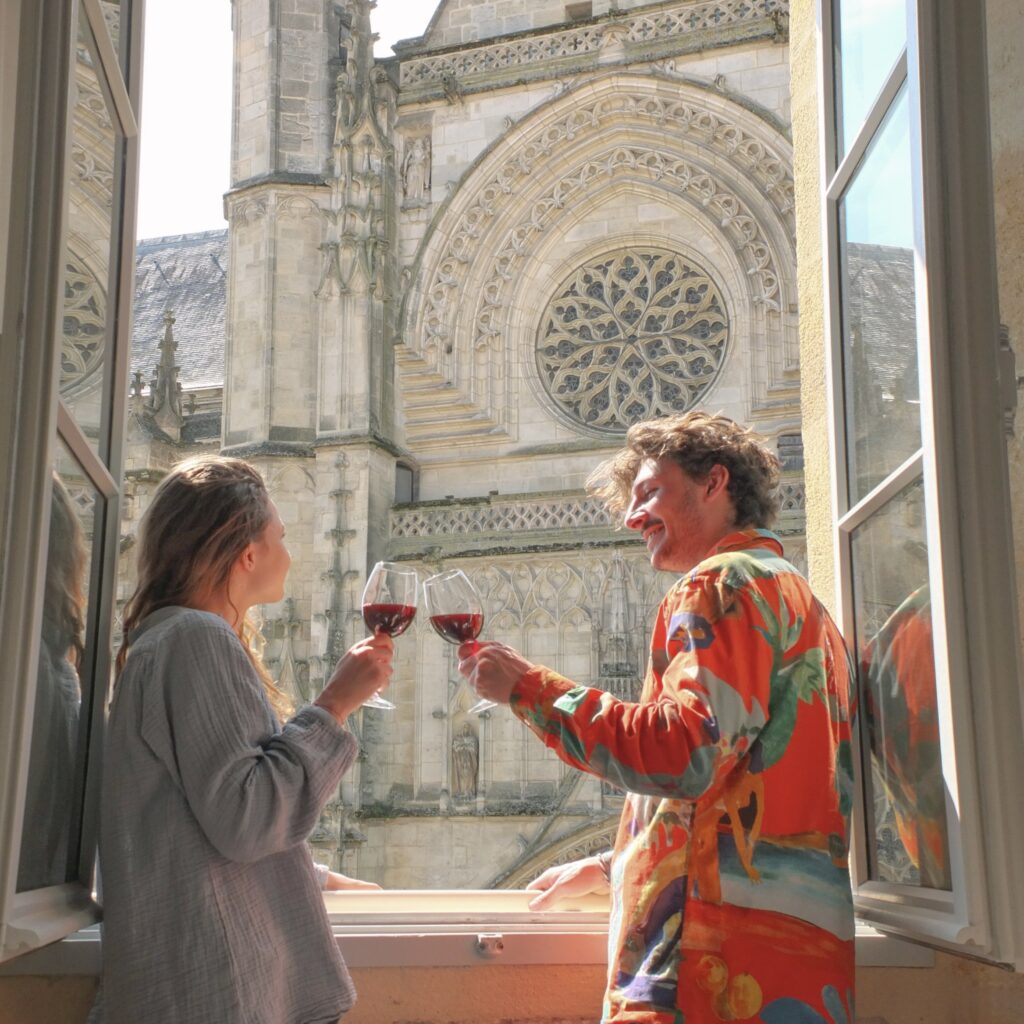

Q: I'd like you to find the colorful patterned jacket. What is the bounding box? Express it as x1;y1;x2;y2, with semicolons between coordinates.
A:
511;530;856;1024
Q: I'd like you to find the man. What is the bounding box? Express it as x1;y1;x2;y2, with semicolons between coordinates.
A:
459;412;856;1024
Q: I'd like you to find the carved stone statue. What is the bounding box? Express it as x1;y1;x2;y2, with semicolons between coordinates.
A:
451;722;479;799
333;70;356;146
402;136;430;203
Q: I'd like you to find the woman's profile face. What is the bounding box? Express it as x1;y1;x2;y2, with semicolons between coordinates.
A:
247;500;291;605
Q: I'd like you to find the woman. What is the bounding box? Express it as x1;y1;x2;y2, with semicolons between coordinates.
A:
94;456;391;1024
18;473;86;891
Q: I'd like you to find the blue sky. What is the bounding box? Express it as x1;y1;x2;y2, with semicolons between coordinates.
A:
136;0;431;239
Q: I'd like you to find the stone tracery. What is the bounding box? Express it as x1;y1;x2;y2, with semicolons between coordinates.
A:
60;259;107;396
535;247;730;433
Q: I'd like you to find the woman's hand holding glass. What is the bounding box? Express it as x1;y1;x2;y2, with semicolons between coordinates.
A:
359;561;419;709
314;632;394;725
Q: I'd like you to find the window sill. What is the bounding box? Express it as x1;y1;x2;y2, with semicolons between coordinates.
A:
0;890;934;973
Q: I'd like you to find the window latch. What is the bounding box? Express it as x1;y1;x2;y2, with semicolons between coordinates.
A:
475;933;505;958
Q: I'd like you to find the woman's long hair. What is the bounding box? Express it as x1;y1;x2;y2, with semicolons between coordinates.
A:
117;455;292;719
44;473;88;669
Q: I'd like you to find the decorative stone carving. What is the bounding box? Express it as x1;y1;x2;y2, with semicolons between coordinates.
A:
71;143;114;204
401;136;431;206
778;478;806;513
390;495;611;539
455;553;664;639
535;247;729;434
451;722;479;799
400;0;788;90
227;196;269;225
60;259;106;396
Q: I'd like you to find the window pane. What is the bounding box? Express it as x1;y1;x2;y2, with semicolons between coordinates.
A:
838;88;919;504
835;0;907;156
60;13;122;457
850;479;952;891
16;443;102;892
96;0;123;57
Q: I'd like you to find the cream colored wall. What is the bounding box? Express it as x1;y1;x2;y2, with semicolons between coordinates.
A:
789;0;1024;1018
0;968;604;1024
7;957;1024;1024
789;0;835;606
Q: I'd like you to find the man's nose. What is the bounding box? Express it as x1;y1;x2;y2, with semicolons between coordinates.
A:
624;505;647;531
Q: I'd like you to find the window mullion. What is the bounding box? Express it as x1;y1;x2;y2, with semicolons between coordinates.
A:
835;449;924;535
826;50;908;204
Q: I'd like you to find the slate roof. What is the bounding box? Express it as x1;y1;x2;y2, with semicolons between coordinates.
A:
132;229;228;390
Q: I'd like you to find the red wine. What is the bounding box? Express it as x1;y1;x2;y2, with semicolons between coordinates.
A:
363;603;417;637
429;612;483;644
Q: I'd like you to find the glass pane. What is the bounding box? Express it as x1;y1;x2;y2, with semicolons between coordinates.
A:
838;88;920;504
59;12;122;457
17;442;102;891
850;479;952;890
835;0;907;156
96;0;123;58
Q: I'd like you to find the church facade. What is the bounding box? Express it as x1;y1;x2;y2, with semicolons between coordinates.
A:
117;0;807;888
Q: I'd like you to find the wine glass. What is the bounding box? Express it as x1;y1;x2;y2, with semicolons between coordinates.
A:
422;568;496;715
360;561;418;710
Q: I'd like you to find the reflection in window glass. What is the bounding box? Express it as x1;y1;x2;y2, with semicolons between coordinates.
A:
60;12;121;456
17;444;100;891
851;480;952;891
835;0;907;156
839;88;920;503
97;0;123;59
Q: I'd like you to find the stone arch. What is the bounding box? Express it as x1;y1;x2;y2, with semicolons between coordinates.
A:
398;70;796;446
490;815;619;889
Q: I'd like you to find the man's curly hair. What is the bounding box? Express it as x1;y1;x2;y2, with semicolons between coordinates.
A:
586;411;781;528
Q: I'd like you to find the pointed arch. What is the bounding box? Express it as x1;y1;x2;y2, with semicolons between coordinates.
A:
398;70;797;446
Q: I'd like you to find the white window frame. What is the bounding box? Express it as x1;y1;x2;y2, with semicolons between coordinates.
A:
818;0;1024;968
0;0;142;963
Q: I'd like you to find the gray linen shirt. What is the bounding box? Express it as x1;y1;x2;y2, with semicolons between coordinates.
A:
95;607;358;1024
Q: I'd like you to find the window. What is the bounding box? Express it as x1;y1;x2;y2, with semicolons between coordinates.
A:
820;0;1024;965
0;0;142;962
394;461;417;504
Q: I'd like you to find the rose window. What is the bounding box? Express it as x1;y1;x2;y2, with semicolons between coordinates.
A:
535;248;729;434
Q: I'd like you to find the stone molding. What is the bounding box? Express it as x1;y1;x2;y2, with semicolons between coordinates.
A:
391;493;613;539
389;478;806;556
398;0;789;99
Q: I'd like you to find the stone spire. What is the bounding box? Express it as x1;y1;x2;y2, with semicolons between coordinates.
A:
332;0;389;181
145;309;184;441
598;554;640;701
320;0;396;305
